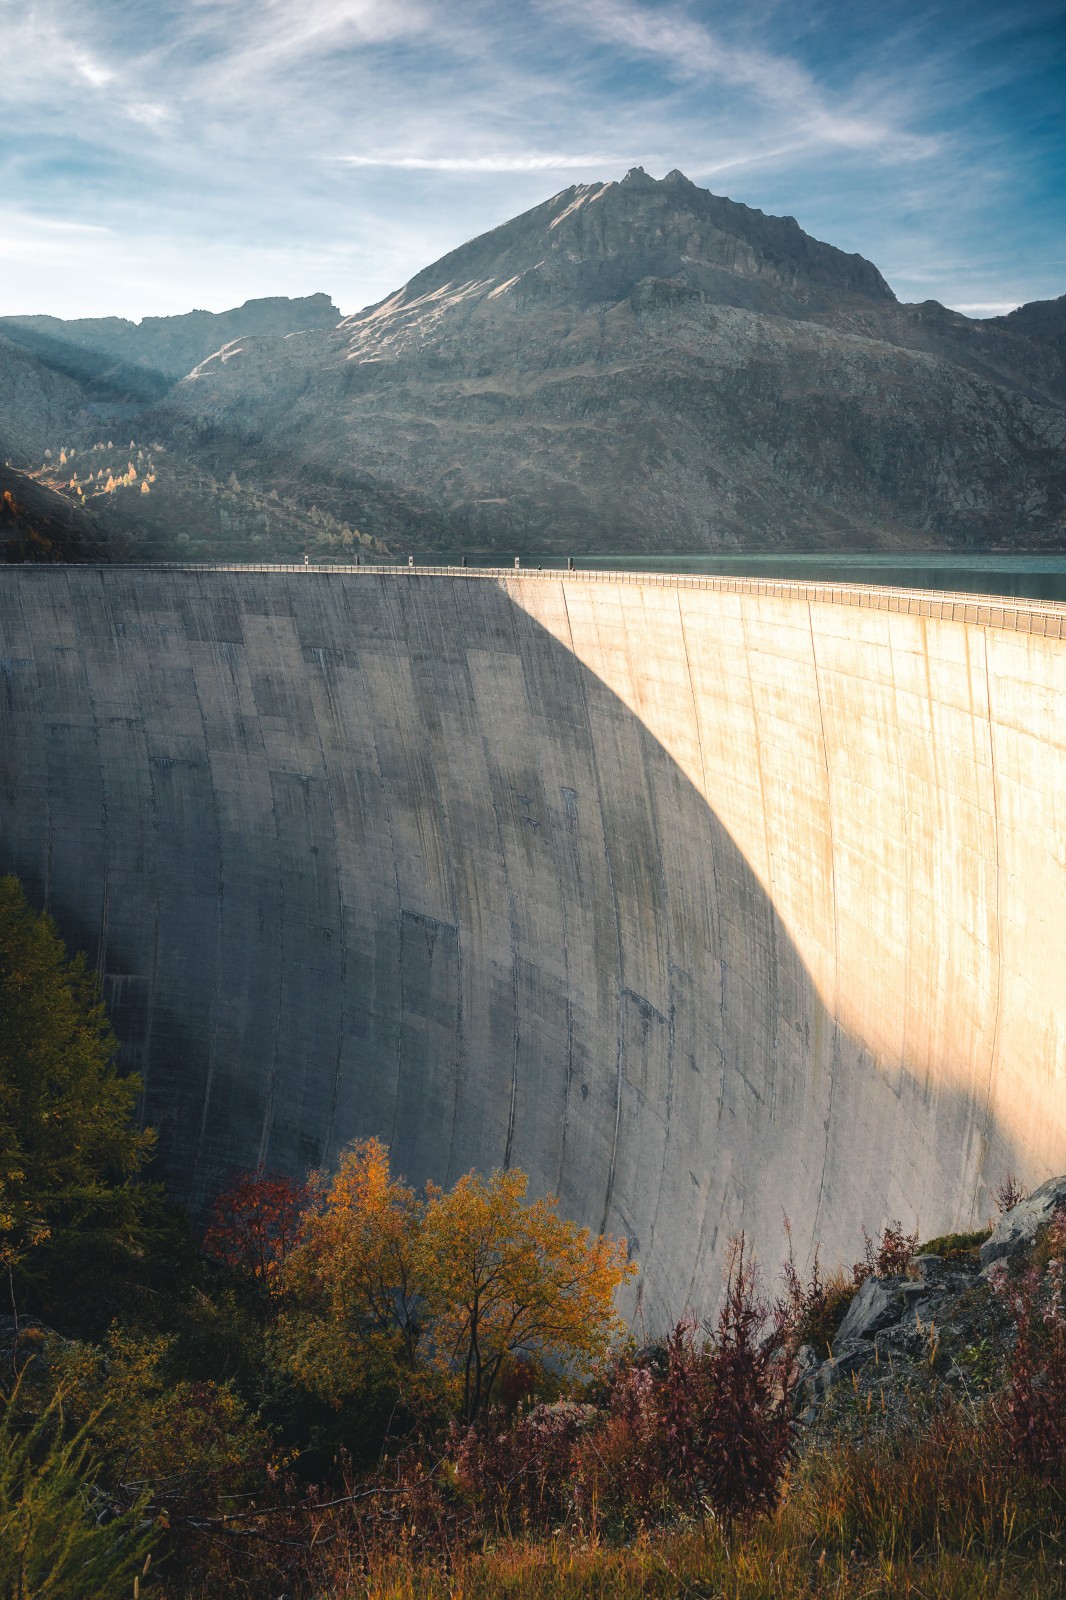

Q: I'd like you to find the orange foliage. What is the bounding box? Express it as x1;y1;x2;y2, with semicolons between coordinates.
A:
277;1138;424;1401
422;1167;635;1421
274;1140;634;1421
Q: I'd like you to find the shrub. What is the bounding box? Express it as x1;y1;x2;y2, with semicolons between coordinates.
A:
451;1401;596;1534
778;1229;857;1355
854;1219;920;1283
575;1239;796;1531
203;1166;309;1298
0;1379;155;1600
916;1227;991;1260
994;1173;1031;1215
996;1207;1066;1477
673;1240;796;1524
50;1323;275;1590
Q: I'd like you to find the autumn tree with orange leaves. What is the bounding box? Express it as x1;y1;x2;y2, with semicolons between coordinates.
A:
421;1167;635;1421
271;1138;634;1422
274;1138;424;1405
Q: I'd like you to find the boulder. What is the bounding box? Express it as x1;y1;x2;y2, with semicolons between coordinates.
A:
833;1276;907;1351
980;1175;1066;1270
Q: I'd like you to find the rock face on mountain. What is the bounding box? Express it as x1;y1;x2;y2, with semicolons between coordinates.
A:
0;294;340;397
0;333;99;463
991;292;1066;360
0;294;356;562
156;169;1066;554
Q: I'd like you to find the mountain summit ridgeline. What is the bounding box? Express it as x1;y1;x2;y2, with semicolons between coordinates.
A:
354;166;896;320
3;170;1064;556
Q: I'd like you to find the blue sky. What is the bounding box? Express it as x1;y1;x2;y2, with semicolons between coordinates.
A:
1;0;1063;320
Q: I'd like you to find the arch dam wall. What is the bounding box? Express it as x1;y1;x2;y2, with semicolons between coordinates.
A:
1;565;1064;1322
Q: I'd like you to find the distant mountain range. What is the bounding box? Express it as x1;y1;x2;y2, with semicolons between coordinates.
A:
2;170;1064;558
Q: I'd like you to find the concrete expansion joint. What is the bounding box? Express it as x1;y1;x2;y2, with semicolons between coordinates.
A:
9;563;1066;636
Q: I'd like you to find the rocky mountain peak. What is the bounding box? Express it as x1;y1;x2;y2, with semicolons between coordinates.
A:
343;168;894;343
137;174;1062;562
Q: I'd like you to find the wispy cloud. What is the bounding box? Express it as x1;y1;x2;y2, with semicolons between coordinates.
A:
335;153;613;172
0;0;1061;318
954;301;1023;315
551;0;940;162
68;46;117;90
175;0;433;93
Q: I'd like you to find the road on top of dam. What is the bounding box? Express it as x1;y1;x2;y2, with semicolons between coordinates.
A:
1;563;1063;1322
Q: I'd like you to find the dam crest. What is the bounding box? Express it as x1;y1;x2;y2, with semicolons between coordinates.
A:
1;564;1063;1322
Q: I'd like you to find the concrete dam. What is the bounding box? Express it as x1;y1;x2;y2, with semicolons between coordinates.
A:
1;566;1064;1322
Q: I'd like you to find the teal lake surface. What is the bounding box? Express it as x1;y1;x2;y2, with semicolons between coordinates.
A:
440;553;1066;604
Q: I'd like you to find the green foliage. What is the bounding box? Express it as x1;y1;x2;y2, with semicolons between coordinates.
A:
53;1323;274;1516
0;877;163;1327
0;1378;155;1600
918;1228;992;1260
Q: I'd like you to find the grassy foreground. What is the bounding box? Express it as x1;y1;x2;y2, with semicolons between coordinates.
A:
210;1406;1064;1600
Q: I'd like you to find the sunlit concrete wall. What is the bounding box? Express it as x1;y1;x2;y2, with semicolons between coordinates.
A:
1;567;1063;1321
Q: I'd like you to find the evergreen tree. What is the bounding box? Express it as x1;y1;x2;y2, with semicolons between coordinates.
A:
0;876;156;1324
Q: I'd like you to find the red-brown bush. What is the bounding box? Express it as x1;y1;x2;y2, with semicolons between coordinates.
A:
997;1206;1066;1477
854;1218;920;1283
994;1172;1031;1216
203;1166;309;1293
575;1239;796;1529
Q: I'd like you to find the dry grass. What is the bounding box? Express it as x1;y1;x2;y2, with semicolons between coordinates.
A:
227;1403;1066;1600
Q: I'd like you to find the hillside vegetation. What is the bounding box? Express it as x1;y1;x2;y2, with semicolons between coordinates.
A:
2;875;1065;1599
20;438;387;564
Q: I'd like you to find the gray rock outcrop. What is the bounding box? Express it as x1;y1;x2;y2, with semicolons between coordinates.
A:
980;1176;1066;1269
833;1276;907;1348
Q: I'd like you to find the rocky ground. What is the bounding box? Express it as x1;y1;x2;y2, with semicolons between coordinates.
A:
792;1175;1066;1444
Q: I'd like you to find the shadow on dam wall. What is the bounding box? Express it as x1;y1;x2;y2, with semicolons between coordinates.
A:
0;568;1059;1324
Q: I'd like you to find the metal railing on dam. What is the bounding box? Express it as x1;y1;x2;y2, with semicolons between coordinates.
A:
50;559;1066;636
1;564;1063;1321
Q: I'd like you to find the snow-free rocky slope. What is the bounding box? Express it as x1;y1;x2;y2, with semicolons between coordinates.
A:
158;168;1066;553
0;293;341;405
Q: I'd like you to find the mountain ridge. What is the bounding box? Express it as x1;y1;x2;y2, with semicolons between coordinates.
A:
362;167;895;327
159;169;1063;553
0;293;341;399
2;171;1063;556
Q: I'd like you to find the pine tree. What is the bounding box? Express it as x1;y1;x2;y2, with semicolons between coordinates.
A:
0;877;155;1319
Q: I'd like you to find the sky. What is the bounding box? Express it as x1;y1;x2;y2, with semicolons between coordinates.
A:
1;0;1064;321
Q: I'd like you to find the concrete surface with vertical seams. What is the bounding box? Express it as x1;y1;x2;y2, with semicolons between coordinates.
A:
1;564;1064;1323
